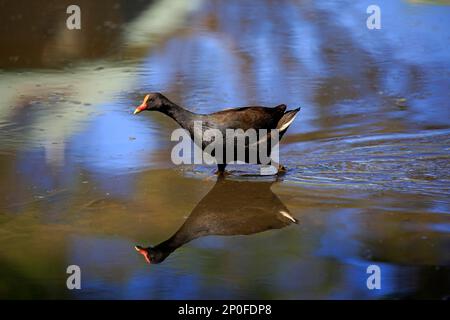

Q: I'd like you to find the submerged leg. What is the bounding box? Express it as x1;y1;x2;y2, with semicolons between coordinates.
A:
215;163;228;176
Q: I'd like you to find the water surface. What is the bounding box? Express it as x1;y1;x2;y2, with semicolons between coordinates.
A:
0;0;449;299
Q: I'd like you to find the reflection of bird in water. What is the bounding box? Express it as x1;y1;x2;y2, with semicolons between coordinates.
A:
135;177;298;264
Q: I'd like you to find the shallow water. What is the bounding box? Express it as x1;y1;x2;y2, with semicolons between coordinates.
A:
0;0;449;299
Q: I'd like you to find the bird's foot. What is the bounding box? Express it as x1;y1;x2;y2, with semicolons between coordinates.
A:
214;170;230;177
277;165;287;174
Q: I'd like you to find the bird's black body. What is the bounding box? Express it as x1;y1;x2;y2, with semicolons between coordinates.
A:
134;93;300;174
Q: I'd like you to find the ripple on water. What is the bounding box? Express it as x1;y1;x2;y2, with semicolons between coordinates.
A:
282;129;450;197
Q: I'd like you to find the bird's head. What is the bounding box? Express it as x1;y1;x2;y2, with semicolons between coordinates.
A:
133;92;168;115
134;245;168;264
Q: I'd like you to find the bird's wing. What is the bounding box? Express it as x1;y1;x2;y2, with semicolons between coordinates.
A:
207;105;286;131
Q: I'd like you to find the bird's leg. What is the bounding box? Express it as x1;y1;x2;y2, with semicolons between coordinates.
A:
214;163;229;176
203;164;228;182
268;151;286;175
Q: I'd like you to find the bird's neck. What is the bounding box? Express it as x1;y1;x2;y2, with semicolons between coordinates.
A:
160;102;195;128
152;231;193;262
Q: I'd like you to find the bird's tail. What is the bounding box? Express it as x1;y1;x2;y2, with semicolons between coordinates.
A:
277;107;301;132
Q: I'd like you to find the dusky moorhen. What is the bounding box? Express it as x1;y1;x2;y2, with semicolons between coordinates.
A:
133;93;300;174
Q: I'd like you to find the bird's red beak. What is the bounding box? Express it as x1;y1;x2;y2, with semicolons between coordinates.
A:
133;104;146;115
135;245;151;264
133;94;150;115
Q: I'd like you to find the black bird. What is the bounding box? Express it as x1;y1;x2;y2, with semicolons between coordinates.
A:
135;177;298;264
133;93;300;175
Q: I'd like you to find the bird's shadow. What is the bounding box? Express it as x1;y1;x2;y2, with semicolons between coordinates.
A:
135;176;298;264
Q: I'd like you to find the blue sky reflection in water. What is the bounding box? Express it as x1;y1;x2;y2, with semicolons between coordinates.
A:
0;0;449;299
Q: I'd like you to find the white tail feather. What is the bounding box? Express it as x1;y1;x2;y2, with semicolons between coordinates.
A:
279;113;298;131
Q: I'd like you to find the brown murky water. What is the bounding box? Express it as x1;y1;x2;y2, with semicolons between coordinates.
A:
0;0;449;299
